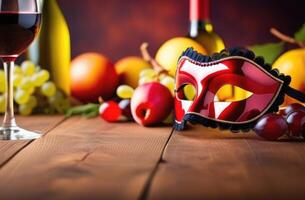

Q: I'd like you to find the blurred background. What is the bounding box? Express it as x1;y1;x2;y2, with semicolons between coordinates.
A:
57;0;305;61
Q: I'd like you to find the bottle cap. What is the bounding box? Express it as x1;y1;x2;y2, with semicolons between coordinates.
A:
190;0;210;21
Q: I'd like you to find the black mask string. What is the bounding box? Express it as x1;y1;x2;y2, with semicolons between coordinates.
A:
286;86;305;103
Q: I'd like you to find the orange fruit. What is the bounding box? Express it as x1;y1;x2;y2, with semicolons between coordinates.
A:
115;57;151;88
70;53;118;102
272;48;305;105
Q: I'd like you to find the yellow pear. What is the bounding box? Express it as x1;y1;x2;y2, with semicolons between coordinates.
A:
155;37;207;77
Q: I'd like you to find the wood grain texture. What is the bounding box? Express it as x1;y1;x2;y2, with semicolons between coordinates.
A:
0;117;172;200
148;125;305;200
0;115;65;167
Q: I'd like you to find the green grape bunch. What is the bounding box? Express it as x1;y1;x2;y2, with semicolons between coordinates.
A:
0;61;70;116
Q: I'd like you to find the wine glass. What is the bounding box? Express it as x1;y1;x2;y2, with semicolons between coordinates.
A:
0;0;41;140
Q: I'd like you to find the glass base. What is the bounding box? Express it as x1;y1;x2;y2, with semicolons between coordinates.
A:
0;126;41;140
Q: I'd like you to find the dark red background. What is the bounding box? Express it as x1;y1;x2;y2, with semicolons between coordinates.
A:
57;0;305;62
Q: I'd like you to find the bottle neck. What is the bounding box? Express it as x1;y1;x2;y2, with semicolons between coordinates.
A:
189;0;213;36
189;20;213;37
190;0;210;21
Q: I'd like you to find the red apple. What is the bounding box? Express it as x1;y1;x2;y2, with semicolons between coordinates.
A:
131;82;174;126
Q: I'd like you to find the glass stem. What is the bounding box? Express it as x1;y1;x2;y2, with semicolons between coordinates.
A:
2;61;16;128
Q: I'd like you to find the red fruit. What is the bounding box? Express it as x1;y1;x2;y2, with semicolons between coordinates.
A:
131;82;174;126
99;101;122;122
119;99;133;120
71;53;119;103
286;110;305;137
282;103;305;116
253;113;288;140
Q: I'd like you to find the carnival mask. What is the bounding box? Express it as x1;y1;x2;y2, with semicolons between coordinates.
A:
174;48;304;131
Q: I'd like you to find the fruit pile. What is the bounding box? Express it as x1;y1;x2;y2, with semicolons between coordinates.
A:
68;37;204;126
69;55;177;125
0;61;70;115
254;103;305;140
66;24;305;141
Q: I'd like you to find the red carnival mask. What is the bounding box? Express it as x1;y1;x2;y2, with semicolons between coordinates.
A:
174;48;305;131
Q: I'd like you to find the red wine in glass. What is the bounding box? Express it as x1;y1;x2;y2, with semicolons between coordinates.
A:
0;12;41;61
0;0;42;140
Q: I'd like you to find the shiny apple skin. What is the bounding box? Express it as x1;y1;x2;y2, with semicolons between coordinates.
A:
131;82;174;126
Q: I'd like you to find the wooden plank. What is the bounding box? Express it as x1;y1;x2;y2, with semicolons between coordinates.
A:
148;125;305;200
0;115;65;167
0;117;172;200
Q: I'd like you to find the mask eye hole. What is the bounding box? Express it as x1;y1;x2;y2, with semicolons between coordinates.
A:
215;84;253;102
177;83;196;101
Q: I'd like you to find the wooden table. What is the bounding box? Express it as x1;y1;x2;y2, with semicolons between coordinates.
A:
0;116;305;200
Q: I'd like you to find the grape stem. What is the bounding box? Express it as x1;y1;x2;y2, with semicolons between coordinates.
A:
140;43;169;75
270;28;305;48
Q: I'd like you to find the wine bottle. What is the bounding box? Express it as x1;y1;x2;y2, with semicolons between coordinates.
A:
188;0;225;55
27;0;71;95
